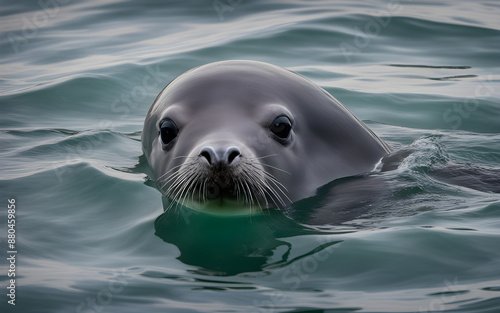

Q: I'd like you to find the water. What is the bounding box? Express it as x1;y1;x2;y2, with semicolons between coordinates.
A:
1;0;500;312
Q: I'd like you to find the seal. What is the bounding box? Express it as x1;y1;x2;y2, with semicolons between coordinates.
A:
142;60;391;215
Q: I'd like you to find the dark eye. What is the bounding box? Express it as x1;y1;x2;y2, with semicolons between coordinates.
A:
159;119;178;145
269;116;292;140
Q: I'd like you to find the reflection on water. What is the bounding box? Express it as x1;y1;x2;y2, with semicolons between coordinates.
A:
154;202;296;276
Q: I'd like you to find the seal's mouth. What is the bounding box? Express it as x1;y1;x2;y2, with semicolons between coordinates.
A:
203;168;247;201
157;157;289;215
205;180;237;200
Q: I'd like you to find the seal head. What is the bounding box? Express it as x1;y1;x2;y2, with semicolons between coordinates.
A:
142;60;390;214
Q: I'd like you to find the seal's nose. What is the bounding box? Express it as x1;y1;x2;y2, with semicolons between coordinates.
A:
199;146;241;165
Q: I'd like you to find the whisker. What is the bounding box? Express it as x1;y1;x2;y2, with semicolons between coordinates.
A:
246;154;278;161
170;169;199;200
180;173;200;209
157;160;198;183
245;162;292;208
165;167;197;195
166;169;198;201
240;169;268;209
246;162;291;199
172;155;196;161
258;163;291;175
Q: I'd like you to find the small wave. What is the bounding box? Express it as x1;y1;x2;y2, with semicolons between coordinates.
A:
388;64;471;69
429;75;477;81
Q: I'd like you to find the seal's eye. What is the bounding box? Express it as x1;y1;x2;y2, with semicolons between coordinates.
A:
159;119;178;145
270;116;292;140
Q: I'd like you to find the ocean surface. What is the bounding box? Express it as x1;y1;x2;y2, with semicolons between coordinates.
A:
1;0;500;312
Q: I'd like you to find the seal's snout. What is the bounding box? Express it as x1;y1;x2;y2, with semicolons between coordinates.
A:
196;145;244;200
199;146;241;166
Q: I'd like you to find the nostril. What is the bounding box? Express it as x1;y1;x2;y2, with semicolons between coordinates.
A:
199;147;216;165
200;150;211;164
225;147;241;165
227;150;240;164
